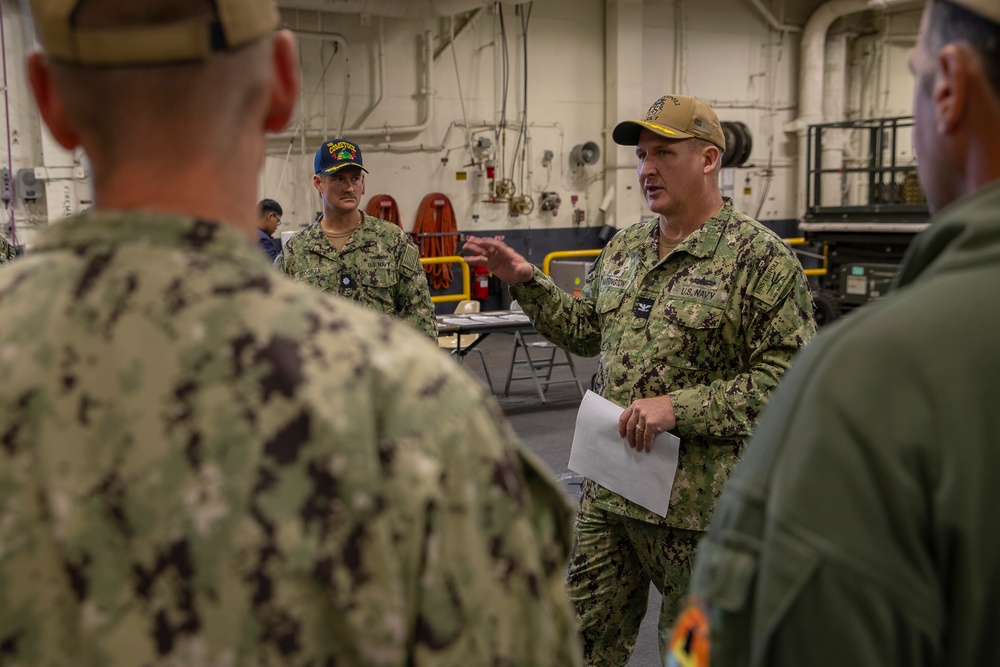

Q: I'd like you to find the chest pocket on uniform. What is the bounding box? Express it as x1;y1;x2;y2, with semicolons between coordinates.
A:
661;299;725;371
358;263;398;288
595;288;627;315
354;261;398;312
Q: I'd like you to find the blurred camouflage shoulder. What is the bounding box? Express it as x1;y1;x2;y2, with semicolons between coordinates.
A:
0;210;580;667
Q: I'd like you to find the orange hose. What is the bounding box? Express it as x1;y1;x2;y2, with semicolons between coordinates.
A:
412;193;458;290
365;194;402;228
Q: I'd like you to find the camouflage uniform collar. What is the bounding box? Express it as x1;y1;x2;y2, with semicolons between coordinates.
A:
310;210;373;234
301;211;375;257
633;197;734;260
29;210;264;265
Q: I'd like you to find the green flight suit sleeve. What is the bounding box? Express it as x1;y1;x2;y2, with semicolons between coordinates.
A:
688;316;941;667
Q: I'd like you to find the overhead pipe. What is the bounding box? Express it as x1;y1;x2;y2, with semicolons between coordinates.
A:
277;0;531;18
290;30;351;138
434;7;485;61
348;29;434;139
672;0;685;93
0;1;17;247
746;0;802;32
351;17;385;128
820;34;849;208
272;30;434;143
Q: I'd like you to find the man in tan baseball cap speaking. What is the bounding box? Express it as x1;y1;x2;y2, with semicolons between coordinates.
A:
464;91;816;666
0;2;584;666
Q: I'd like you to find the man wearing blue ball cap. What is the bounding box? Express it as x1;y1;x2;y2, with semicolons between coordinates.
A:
277;137;436;339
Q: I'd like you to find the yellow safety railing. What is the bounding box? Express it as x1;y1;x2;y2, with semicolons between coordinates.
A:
421;255;471;303
542;249;603;276
784;237;828;277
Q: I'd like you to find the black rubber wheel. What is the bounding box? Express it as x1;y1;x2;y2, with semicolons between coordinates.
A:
813;290;841;328
721;121;753;168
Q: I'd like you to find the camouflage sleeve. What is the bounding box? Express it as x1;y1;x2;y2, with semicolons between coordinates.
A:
395;242;437;341
0;323;580;666
0;374;583;667
669;255;816;439
274;239;292;274
509;264;603;357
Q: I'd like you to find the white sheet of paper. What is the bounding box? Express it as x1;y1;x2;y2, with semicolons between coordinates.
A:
567;390;681;517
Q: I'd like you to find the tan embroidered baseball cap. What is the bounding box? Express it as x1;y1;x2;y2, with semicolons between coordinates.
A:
612;94;726;151
947;0;1000;24
29;0;280;65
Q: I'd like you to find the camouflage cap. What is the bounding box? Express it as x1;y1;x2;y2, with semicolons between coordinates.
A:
29;0;280;65
946;0;1000;24
612;94;726;151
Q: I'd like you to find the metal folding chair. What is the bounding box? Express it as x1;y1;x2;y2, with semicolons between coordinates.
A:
503;303;584;403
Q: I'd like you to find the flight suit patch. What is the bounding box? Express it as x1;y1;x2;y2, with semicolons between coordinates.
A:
667;602;710;667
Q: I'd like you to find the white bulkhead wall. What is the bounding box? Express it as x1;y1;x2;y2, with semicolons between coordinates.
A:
0;0;924;247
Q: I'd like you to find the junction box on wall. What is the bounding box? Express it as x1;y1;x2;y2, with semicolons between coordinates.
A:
539;191;561;215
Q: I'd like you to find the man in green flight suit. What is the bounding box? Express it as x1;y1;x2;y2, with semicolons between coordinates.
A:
276;138;437;340
0;1;583;665
464;95;816;666
673;1;1000;665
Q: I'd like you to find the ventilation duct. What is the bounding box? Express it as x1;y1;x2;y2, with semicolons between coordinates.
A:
277;0;533;17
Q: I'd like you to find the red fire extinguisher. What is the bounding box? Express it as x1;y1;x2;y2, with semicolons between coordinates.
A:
472;265;490;299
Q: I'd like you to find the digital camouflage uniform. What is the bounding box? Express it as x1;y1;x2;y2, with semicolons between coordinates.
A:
511;198;815;665
681;180;1000;667
276;211;437;340
0;211;582;667
0;234;15;263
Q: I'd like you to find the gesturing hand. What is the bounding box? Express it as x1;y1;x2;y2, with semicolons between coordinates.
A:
463;235;535;285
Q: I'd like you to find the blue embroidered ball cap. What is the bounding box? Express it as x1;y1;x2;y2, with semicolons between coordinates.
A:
314;139;369;175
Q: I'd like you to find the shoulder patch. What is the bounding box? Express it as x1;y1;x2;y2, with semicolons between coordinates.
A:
400;244;422;275
752;259;794;308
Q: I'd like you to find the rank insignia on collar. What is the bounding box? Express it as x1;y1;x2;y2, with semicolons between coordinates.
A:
341;275;356;289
